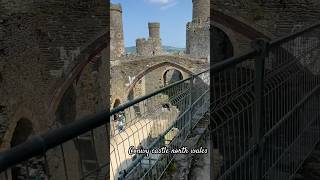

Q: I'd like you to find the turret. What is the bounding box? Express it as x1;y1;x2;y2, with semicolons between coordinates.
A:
148;22;160;39
192;0;210;22
110;3;125;59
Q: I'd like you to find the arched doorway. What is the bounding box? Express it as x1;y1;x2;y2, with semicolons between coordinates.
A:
10;118;46;180
113;99;121;109
10;118;33;147
112;98;121;121
163;69;184;86
212;26;234;63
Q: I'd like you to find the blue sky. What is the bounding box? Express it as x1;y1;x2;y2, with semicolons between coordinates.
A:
111;0;192;48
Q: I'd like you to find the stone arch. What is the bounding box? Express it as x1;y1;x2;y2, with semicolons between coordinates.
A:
0;107;34;150
162;68;184;86
212;25;235;63
55;84;77;125
48;32;108;117
213;10;272;40
127;61;193;100
9;118;46;180
211;21;240;56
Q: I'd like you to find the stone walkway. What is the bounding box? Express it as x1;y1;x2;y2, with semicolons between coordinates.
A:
110;110;179;180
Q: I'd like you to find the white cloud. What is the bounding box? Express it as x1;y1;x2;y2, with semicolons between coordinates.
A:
147;0;175;5
160;2;178;10
146;0;177;10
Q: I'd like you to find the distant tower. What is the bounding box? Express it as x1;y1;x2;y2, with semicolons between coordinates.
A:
148;22;160;39
136;22;162;56
136;38;149;56
110;3;125;60
186;0;210;59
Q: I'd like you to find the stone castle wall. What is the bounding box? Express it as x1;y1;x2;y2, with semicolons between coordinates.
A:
186;0;210;59
136;22;162;56
0;0;108;148
192;0;210;21
110;3;125;60
213;0;320;38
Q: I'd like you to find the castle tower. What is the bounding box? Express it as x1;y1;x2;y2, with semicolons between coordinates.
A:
136;38;149;56
148;22;160;39
110;3;125;59
136;22;162;56
186;0;210;60
192;0;210;22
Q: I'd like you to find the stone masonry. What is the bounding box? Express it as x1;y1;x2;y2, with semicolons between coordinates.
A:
136;22;163;56
110;3;125;60
0;1;109;179
186;0;210;60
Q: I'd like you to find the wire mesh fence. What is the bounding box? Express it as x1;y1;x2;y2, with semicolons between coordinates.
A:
0;124;110;180
261;25;320;180
113;70;210;180
211;23;320;180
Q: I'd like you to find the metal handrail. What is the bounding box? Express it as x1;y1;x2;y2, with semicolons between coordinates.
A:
0;111;109;172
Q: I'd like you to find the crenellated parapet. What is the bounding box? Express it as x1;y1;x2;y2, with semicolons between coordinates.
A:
136;22;162;56
110;3;122;12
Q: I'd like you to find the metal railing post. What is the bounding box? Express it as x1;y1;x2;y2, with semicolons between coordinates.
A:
189;75;194;132
252;38;269;180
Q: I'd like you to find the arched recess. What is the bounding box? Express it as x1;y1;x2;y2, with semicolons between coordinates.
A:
212;25;234;63
113;98;121;109
10;118;34;147
211;22;240;57
112;98;121;121
0;107;34;150
213;10;272;40
211;10;274;62
10;118;45;180
163;68;184;86
126;61;193;100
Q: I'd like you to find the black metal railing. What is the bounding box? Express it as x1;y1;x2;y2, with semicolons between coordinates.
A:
210;22;320;180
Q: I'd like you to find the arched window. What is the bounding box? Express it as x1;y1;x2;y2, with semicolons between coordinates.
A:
212;26;234;63
163;69;183;86
10;118;46;180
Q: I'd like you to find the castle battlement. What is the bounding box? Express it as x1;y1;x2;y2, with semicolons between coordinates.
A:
136;22;162;56
148;22;160;28
110;3;122;12
136;38;147;42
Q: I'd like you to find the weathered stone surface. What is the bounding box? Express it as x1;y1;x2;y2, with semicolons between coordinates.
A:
0;1;109;179
110;3;125;59
136;22;163;56
110;55;208;108
186;0;210;60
